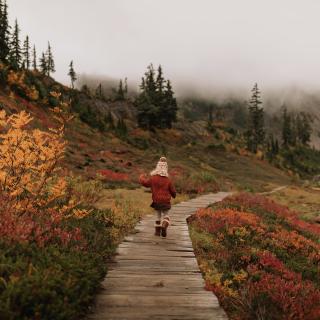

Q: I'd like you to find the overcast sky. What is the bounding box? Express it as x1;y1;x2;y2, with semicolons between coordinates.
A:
8;0;320;95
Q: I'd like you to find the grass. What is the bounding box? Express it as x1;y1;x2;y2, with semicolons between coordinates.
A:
267;185;320;222
95;187;190;215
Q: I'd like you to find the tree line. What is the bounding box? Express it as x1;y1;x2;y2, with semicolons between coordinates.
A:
0;0;78;88
245;83;313;156
0;0;55;75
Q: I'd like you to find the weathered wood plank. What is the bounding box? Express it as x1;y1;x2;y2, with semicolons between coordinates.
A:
89;192;231;320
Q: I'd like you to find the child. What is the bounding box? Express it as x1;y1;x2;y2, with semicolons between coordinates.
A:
139;157;176;238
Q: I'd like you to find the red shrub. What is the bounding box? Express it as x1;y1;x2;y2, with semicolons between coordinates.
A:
223;193;320;236
0;209;83;247
98;169;129;182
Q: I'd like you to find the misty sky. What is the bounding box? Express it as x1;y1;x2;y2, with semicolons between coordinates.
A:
8;0;320;94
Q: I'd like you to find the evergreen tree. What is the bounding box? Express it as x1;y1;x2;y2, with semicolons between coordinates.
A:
32;44;37;70
282;106;292;147
68;60;77;89
266;134;279;161
162;79;178;128
116;118;128;137
39;52;47;75
81;84;91;96
0;0;10;63
206;104;214;131
135;64;178;130
246;83;265;153
9;19;22;69
45;42;55;76
156;65;165;94
117;79;125;100
297;112;312;145
95;83;104;99
135;64;158;129
22;35;30;69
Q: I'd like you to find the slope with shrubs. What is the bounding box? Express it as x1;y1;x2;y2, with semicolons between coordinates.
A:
188;193;320;320
0;95;143;319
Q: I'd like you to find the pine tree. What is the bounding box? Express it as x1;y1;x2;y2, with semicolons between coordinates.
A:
81;84;91;96
135;64;178;130
297;112;312;145
117;79;125;100
95;83;104;99
45;42;55;76
116;118;128;137
68;60;77;89
135;64;158;129
22;35;30;69
282;106;292;147
162;79;178;128
39;52;47;75
246;83;265;153
32;44;37;70
156;65;165;94
9;19;22;69
0;0;10;63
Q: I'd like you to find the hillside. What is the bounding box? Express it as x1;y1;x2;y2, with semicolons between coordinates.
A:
2;56;320;320
0;66;296;195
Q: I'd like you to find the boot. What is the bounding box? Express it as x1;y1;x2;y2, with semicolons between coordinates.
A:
154;221;161;236
161;217;170;238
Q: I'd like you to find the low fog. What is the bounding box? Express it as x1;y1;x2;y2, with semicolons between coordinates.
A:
9;0;320;100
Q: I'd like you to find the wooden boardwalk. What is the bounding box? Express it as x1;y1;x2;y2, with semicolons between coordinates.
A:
90;192;231;320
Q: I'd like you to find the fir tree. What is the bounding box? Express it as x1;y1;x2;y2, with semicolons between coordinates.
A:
116;118;128;137
282;106;292;147
32;44;37;70
81;84;91;96
0;0;10;63
135;64;178;130
297;112;312;145
46;42;55;76
246;83;265;153
266;134;279;161
9;19;22;69
68;60;77;89
39;52;47;75
156;65;165;94
117;79;125;100
162;79;178;128
95;83;104;99
22;35;30;69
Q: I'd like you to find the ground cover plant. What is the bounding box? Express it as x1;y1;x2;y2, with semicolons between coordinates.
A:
188;193;320;320
0;106;142;319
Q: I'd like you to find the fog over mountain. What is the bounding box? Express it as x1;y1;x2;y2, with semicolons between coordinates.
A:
9;0;320;99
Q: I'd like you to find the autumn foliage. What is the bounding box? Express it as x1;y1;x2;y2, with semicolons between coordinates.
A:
189;193;320;320
0;96;90;245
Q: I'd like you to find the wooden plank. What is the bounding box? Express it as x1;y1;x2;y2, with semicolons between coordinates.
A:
89;192;231;320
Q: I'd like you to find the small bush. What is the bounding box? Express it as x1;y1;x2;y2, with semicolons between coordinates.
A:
189;193;320;320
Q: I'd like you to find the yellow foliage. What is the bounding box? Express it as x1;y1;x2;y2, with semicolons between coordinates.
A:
0;97;81;218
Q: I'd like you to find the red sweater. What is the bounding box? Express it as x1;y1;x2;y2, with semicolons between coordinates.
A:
139;175;176;206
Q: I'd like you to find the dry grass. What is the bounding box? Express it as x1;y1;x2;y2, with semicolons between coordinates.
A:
267;185;320;221
95;187;190;216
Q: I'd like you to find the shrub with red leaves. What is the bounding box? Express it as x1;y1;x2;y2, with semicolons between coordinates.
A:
98;169;129;181
189;193;320;320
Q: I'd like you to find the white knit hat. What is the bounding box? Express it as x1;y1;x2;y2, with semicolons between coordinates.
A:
150;157;169;177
